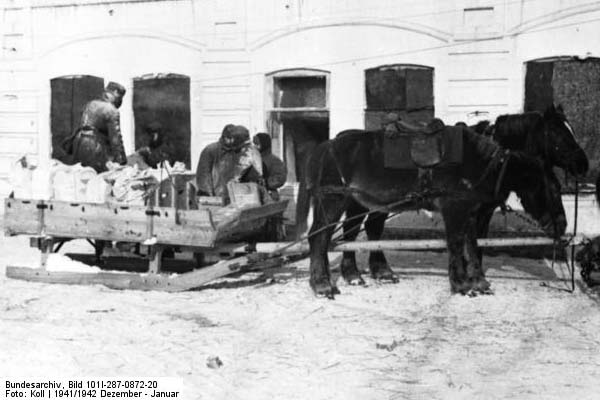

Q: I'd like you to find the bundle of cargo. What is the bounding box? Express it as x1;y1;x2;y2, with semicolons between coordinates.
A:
8;156;194;206
9;157;109;203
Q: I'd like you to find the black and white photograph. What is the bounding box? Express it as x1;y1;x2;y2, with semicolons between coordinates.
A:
1;0;600;398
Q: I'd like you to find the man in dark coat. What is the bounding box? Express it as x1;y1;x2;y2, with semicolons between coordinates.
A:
196;124;263;202
68;82;127;172
253;132;287;200
136;122;176;168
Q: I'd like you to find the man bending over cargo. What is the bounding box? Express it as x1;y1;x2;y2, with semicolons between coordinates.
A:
196;124;263;203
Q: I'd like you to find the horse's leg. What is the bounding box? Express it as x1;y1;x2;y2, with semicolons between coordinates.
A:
465;216;493;295
441;203;470;294
365;212;398;282
309;195;346;299
474;205;494;267
339;200;366;285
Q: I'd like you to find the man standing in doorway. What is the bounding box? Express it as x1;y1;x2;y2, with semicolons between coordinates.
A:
253;132;286;200
66;81;127;172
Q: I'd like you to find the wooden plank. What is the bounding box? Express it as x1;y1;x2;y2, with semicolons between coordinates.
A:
4;198;42;236
6;266;182;292
6;254;252;292
214;200;288;242
256;236;585;254
44;201;149;242
151;207;217;246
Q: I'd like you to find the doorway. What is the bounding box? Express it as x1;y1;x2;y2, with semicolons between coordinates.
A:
133;74;191;168
267;73;330;182
266;70;330;227
50;75;104;163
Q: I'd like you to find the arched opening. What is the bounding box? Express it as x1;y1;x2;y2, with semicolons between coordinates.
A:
50;75;104;163
364;64;434;129
524;56;600;184
133;73;191;168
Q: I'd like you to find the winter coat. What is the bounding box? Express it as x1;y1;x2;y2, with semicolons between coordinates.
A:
69;95;127;172
196;141;263;201
253;133;287;195
262;153;287;192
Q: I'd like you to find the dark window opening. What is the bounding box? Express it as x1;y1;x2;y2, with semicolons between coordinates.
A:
365;65;434;130
273;76;327;108
50;75;104;163
133;74;191;168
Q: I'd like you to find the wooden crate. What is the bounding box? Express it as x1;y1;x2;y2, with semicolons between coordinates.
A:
147;173;197;210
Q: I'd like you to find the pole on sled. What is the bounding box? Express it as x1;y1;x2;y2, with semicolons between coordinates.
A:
255;236;586;254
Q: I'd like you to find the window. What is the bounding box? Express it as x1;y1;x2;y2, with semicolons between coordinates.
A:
364;64;434;130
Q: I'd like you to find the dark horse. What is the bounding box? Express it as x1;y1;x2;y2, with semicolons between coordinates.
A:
473;105;588;262
301;125;566;298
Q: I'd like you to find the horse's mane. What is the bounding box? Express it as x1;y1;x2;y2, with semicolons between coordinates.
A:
462;125;499;161
494;112;545;154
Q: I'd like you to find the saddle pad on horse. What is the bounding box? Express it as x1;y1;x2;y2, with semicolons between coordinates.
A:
383;119;463;169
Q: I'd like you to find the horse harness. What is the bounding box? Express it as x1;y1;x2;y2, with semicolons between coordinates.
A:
311;138;513;227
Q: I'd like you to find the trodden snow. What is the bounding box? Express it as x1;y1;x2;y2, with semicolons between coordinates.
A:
1;231;599;400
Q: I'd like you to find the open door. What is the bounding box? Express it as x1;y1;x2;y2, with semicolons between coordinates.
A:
133;74;191;168
50;75;104;163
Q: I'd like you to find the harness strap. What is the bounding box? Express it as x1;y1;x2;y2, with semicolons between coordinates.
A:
494;150;511;199
327;142;347;186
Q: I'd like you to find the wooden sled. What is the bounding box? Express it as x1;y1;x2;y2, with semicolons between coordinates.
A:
4;198;288;291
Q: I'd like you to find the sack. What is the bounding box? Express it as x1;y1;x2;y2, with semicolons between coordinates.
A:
9;156;34;199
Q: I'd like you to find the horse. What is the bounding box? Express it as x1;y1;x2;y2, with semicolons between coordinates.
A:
300;125;567;298
472;105;588;263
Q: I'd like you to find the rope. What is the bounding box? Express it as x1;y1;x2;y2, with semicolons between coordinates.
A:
570;177;579;292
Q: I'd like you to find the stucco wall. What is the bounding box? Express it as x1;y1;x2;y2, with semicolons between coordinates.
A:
1;0;600;202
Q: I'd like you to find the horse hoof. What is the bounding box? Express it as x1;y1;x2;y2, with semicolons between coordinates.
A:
372;269;399;283
475;279;491;291
479;287;494;295
345;275;365;286
450;282;470;295
311;280;338;299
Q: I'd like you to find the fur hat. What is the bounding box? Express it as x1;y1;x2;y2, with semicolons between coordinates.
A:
220;124;250;151
253;132;272;153
106;81;126;96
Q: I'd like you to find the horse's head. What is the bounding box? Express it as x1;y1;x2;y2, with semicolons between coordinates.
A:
494;107;588;178
507;155;567;238
542;104;589;177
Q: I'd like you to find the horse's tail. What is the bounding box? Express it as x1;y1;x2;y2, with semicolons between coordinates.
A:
294;142;327;239
595;171;600;208
294;175;311;239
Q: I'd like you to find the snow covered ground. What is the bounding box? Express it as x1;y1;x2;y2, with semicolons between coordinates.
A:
1;226;600;400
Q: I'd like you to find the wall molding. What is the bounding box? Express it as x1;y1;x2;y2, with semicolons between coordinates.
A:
38;30;206;59
249;19;451;51
507;2;600;36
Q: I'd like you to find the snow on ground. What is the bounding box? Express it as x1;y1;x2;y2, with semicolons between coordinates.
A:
1;228;600;400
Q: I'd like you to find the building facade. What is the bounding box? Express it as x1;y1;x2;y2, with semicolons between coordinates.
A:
1;0;600;201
